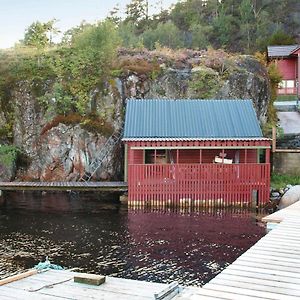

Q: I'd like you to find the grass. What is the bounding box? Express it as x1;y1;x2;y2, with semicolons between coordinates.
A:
275;95;298;102
271;173;300;190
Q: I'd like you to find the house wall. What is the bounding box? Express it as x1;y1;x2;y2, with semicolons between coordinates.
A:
126;146;258;165
128;148;144;164
125;141;270;205
277;58;297;80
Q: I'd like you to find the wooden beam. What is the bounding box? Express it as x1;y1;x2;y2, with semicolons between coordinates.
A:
131;146;271;150
74;273;106;286
275;149;300;153
0;269;38;286
199;149;202;164
124;144;128;182
266;148;270;163
272;127;276;153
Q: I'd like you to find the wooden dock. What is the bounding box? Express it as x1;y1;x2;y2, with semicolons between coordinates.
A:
0;269;170;299
2;202;300;299
175;201;300;299
0;181;128;192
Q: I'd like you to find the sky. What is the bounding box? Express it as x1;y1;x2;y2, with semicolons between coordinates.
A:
0;0;176;49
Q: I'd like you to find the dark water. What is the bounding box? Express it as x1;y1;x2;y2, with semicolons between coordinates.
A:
0;192;266;286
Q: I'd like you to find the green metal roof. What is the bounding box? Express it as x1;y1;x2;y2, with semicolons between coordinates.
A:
123;99;263;141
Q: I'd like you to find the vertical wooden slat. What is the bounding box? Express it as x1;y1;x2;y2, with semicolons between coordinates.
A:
127;163;270;208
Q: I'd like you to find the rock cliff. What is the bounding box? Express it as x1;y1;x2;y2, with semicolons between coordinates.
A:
3;48;271;181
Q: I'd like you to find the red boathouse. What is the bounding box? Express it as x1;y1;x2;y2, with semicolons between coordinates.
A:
267;45;300;96
123;99;271;207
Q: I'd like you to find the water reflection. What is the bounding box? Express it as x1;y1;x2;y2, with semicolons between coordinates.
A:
0;192;266;286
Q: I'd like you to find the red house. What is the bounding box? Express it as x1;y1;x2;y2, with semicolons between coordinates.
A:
123;99;271;207
267;45;300;96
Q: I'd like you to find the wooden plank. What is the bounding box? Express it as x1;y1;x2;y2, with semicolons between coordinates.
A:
203;283;300;300
5;271;168;299
4;277;159;300
208;279;300;297
209;273;300;291
176;287;261;300
0;181;128;192
238;254;300;267
0;269;38;286
0;286;60;299
73;273;105;285
226;264;300;279
222;268;300;285
244;248;300;260
246;245;300;255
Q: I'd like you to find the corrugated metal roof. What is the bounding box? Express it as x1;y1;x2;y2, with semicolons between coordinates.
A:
123;99;263;140
267;45;300;57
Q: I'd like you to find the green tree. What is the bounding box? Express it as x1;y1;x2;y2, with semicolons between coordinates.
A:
118;21;141;48
65;20;121;113
239;0;255;53
267;29;296;46
22;19;59;48
125;0;149;32
190;23;211;49
142;21;184;49
211;6;236;49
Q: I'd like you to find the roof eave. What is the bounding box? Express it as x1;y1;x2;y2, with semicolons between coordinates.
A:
122;137;271;142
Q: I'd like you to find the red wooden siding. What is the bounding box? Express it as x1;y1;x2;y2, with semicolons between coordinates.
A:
127;148;258;164
127;140;270;148
125;140;270;207
277;58;297;80
128;149;143;164
276;58;298;95
128;164;270;207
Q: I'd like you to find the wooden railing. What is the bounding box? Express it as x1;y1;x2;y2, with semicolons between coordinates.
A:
277;87;297;95
128;164;270;207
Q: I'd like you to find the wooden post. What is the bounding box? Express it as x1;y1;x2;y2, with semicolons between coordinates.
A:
176;149;179;164
272;127;276;153
298;54;300;102
222;149;225;164
199;149;202;164
252;189;258;208
124;144;128;182
154;149;157;164
244;149;248;164
266;148;270;163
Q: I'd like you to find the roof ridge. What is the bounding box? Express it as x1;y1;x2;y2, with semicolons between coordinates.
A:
127;98;252;102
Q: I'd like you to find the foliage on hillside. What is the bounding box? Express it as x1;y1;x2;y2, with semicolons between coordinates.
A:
112;0;299;53
255;51;282;135
0;21;120;139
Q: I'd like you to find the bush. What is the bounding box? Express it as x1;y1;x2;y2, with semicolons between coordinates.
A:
41;114;114;137
271;173;300;190
0;145;20;168
189;67;222;98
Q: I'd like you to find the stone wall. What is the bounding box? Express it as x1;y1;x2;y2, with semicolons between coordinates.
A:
273;152;300;175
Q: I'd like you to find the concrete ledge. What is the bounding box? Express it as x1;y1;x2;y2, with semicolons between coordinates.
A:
262;200;300;223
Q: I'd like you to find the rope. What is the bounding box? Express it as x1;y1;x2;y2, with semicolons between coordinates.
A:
28;277;72;292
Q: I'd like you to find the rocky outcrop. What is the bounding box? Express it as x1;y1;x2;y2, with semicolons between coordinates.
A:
118;49;271;122
7;49;271;181
278;185;300;209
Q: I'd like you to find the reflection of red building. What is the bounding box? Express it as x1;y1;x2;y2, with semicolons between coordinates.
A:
267;45;300;95
123;99;271;206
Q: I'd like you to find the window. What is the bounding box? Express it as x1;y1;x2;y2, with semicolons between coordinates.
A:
286;80;295;88
279;80;295;88
145;150;167;164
